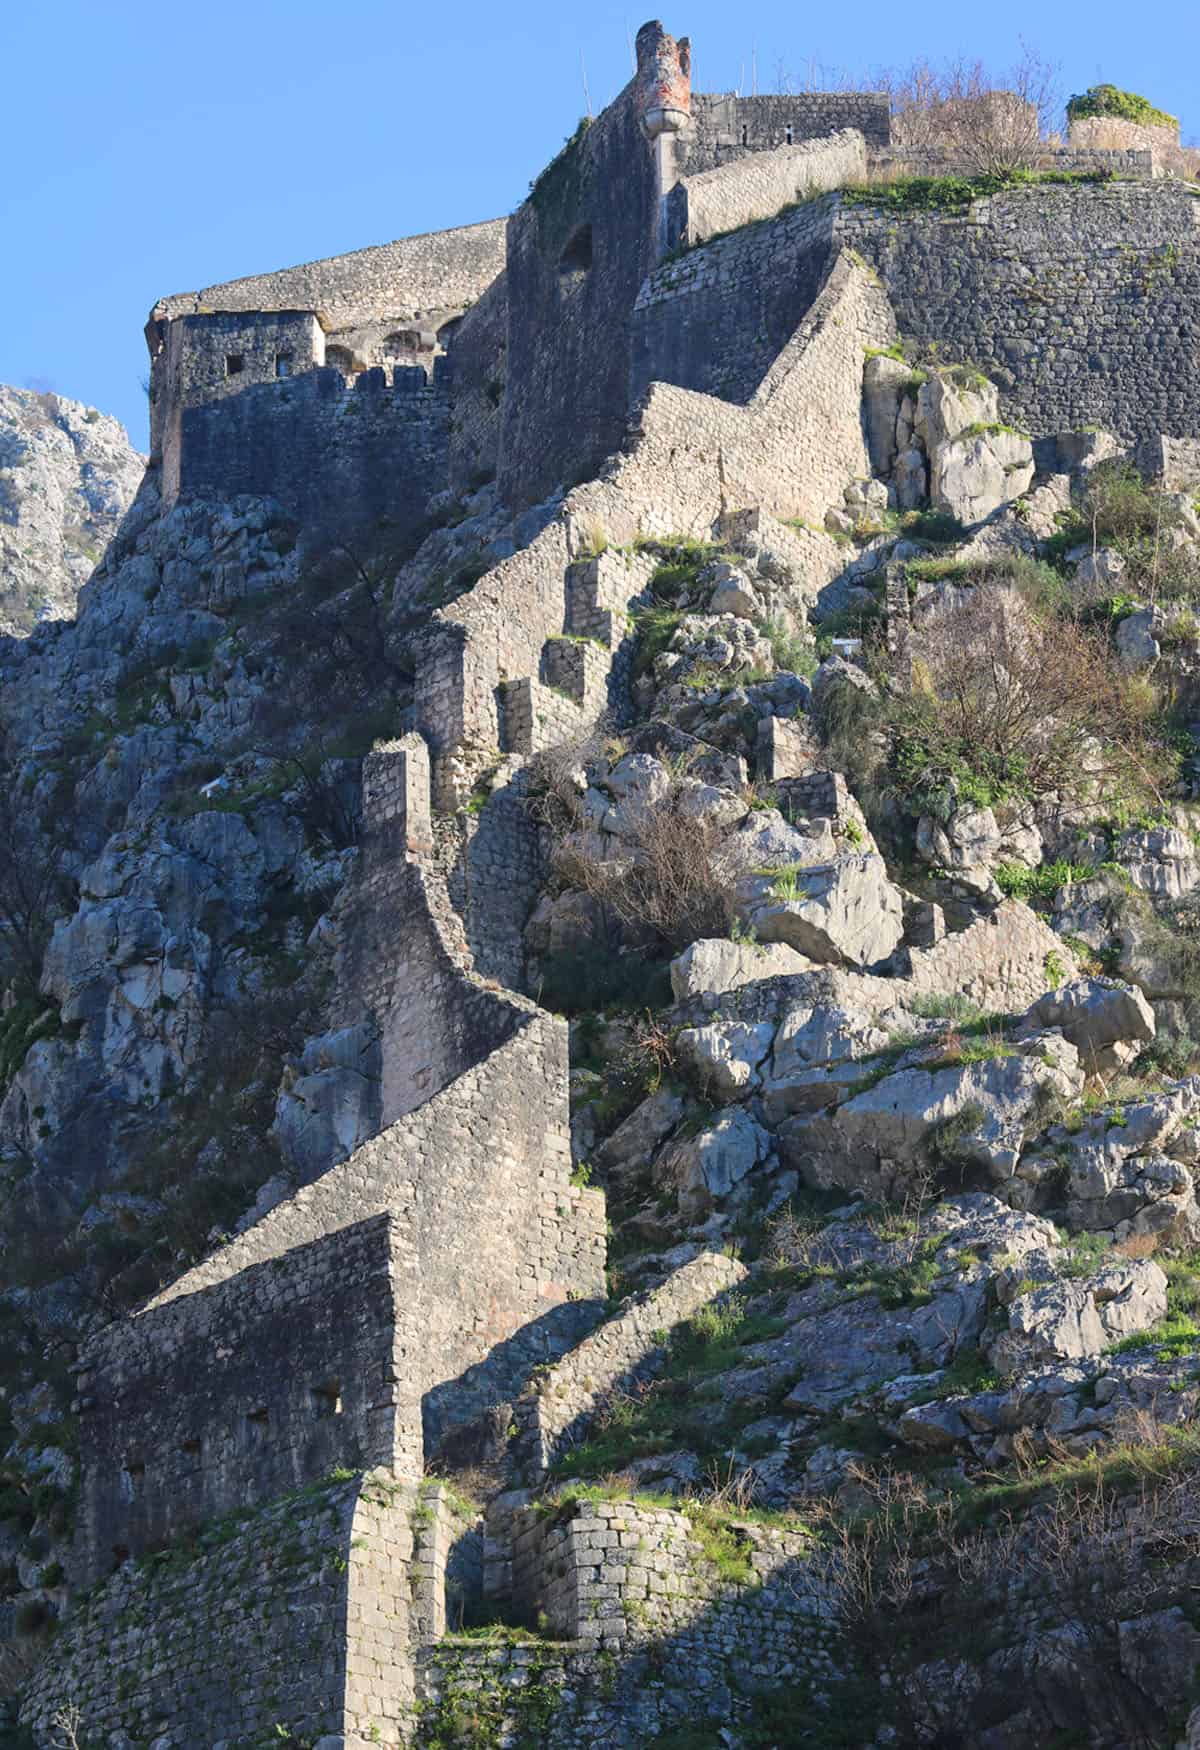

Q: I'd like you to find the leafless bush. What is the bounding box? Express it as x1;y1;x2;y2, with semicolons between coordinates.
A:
552;779;734;951
50;1705;83;1750
875;46;1061;175
892;581;1172;808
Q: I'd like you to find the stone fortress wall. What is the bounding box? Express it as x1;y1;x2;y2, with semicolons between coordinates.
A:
24;1471;422;1746
31;19;1200;1746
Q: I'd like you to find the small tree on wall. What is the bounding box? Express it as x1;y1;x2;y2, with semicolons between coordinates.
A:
873;46;1062;176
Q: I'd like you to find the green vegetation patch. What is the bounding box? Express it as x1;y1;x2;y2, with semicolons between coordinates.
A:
1067;84;1178;130
841;169;1114;215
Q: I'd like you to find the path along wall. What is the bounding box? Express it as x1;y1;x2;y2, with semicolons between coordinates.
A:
24;1472;417;1748
665;126;867;252
417;250;893;792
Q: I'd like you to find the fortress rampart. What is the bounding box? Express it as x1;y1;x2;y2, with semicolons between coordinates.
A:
29;23;1200;1746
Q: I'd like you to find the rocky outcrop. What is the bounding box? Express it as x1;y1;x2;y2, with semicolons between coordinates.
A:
0;385;143;636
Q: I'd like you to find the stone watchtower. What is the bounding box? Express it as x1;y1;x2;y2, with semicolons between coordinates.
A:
635;20;693;257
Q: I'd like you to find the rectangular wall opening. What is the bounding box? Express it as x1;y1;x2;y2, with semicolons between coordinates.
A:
310;1380;343;1418
225;354;245;377
275;352;293;377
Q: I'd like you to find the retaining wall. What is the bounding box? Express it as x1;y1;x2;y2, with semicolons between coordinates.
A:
835;180;1200;446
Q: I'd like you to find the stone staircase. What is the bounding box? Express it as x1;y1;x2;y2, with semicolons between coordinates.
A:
498;549;656;756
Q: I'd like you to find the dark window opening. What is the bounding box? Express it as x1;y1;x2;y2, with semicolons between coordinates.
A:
180;1437;201;1458
122;1460;145;1497
247;1407;269;1440
558;223;594;276
786;126;794;145
275;352;293;378
741;124;748;146
311;1380;343;1417
112;1544;130;1570
225;354;245;377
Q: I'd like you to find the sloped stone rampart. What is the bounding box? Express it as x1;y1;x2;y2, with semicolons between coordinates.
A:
668;128;868;250
24;1473;417;1748
514;1251;748;1478
151;218;508;328
415;251;892;791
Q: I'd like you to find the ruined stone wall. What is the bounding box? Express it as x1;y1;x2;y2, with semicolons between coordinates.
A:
1067;111;1185;172
834;180;1200;445
151;218;507;329
415;254;889;790
75;1213;406;1584
421;1500;833;1745
666;128;867;250
119;1017;603;1455
344;740;536;1127
678;91;890;173
513;1250;746;1477
169;364;449;544
24;1473;417;1748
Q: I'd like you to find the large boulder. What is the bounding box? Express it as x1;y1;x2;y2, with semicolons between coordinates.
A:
916;373;1001;449
989;1259;1167;1374
675;1021;775;1098
931;427;1035;526
659;1108;773;1215
1017;977;1155;1074
737;853;905;970
916;805;1003;895
863;353;913;476
669;937;815;1005
778;1033;1083;1198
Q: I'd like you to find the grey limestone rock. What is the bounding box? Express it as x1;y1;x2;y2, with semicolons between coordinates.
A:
668;937;815;1005
738;852;906;970
0;385;144;636
1017;977;1156;1074
931;426;1035;526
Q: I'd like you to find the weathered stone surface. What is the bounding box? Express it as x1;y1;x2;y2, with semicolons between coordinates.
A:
1017;977;1155;1074
738;852;905;969
931;426;1035;526
669;936;815;1004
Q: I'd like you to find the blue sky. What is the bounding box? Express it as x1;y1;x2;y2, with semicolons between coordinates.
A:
3;1;1189;449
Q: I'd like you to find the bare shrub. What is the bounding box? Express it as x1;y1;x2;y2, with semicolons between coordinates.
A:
875;46;1061;175
890;581;1172;809
553;778;733;952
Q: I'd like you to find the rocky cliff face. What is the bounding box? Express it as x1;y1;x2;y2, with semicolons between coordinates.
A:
0;386;143;637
